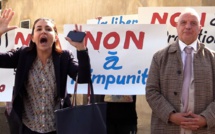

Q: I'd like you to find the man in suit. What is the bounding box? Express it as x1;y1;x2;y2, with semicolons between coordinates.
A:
146;7;215;134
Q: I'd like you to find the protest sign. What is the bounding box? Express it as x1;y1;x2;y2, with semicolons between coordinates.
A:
138;6;215;49
64;24;167;95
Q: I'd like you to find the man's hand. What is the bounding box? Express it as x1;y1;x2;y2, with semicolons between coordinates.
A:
180;112;207;130
169;111;207;131
169;112;191;125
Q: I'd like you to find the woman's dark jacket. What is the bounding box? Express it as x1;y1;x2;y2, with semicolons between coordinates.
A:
0;46;91;133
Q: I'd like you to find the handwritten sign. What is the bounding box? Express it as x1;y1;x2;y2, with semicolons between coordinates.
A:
87;14;138;24
64;24;167;95
138;6;215;49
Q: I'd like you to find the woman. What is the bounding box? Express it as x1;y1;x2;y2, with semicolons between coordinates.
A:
0;9;91;134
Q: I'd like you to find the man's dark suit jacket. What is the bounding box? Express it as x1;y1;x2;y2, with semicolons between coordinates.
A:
0;46;91;134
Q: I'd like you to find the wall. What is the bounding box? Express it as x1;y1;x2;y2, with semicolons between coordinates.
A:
1;0;215;134
2;0;215;33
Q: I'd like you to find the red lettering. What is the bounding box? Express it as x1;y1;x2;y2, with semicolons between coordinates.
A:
103;32;120;49
151;12;206;27
15;32;31;46
85;31;102;50
151;12;168;24
170;12;180;27
200;13;206;27
0;84;5;92
124;31;144;49
86;31;144;50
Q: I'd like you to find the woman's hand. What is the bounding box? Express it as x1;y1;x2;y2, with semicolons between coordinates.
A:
0;8;17;37
65;24;86;51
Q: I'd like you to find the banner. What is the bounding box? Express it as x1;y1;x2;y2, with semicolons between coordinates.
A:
64;24;167;95
138;6;215;49
87;14;138;24
1;6;214;101
0;25;166;101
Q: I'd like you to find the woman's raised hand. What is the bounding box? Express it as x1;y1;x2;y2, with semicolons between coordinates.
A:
65;24;86;51
0;8;17;36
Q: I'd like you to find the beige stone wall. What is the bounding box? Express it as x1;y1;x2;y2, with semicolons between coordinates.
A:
1;0;215;133
2;0;215;33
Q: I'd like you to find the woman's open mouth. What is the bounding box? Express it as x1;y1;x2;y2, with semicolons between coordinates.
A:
40;37;48;44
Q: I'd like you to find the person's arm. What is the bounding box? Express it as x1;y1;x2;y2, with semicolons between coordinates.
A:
76;49;91;83
199;103;215;129
197;51;215;129
65;24;91;83
146;52;176;124
0;47;21;68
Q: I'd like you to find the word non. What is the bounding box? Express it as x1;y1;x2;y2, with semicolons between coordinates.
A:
150;12;206;27
85;31;145;50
